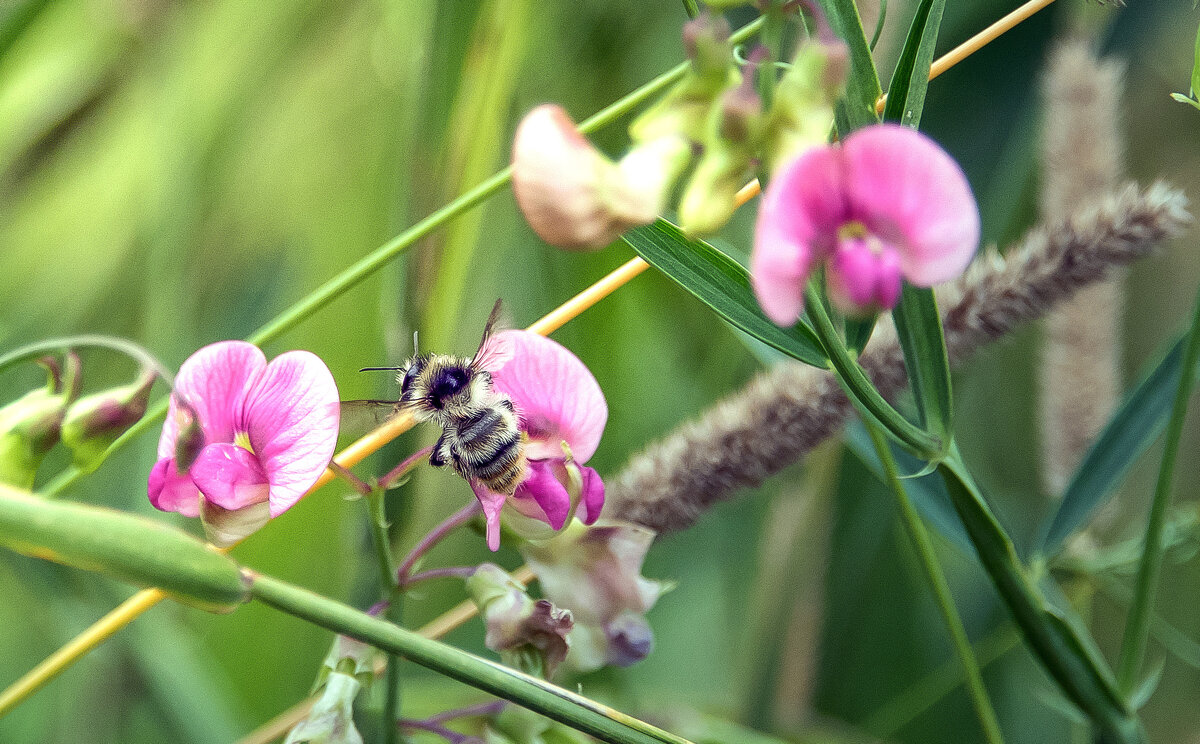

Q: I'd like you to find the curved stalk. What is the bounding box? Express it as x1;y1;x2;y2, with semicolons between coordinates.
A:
803;285;942;457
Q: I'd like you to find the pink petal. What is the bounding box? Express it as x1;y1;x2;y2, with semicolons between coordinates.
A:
826;237;880;311
240;351;340;517
471;482;509;551
147;457;201;517
157;341;266;459
841;124;979;286
511;459;572;530
489;331;606;463
751;144;847;326
578;465;605;524
189;443;270;511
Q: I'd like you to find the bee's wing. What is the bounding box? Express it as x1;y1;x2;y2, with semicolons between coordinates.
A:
471;298;514;372
339;399;405;435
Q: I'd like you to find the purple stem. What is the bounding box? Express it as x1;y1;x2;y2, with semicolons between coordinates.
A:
395;501;483;582
379;445;435;490
425;700;507;725
400;720;480;744
399;701;508;743
401;566;478;588
326;460;373;496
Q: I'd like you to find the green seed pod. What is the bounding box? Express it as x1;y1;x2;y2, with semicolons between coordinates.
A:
0;485;249;612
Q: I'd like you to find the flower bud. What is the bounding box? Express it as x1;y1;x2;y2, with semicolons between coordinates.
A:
60;369;155;472
630;15;737;146
467;563;573;679
512;105;672;250
283;672;364;744
677;78;763;236
682;14;733;82
764;38;849;175
0;355;79;488
172;405;205;472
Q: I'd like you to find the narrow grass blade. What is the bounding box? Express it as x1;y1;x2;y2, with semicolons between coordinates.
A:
882;0;946;127
1041;333;1199;556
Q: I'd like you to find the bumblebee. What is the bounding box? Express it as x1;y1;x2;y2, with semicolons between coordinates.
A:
367;301;526;494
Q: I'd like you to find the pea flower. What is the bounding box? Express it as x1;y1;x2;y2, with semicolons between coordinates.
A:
476;330;607;551
520;520;668;674
511;104;689;250
751;123;980;323
147;341;339;546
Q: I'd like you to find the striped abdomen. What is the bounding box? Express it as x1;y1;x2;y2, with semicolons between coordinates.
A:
444;403;527;495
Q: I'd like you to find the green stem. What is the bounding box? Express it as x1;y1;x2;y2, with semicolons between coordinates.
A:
681;0;699;18
34;15;766;499
864;424;1004;744
245;571;691;744
366;487;404;744
759;1;786;111
803;285;942;457
1117;283;1200;692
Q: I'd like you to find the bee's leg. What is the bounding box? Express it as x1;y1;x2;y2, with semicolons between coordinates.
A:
429;431;451;468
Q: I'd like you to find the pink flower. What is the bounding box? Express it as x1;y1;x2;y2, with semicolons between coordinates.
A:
475;330;607;550
147;341;339;546
751;123;980;323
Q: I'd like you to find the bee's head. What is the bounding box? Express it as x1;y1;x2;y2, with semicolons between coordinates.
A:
426;361;472;410
398;355;475;412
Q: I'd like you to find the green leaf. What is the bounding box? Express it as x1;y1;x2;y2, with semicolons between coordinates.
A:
891;284;953;451
882;0;946;127
1129;658;1166;710
816;0;882;132
1040;333;1199;556
844;312;878;354
937;455;1144;743
623;220;828;367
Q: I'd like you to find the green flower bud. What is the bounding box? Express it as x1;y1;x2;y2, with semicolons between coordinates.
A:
677;75;764;236
0;354;80;488
60;369;155;472
629;15;739;145
764;38;849;174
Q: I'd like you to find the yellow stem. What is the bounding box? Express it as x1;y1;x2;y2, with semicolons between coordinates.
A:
0;0;1053;722
875;0;1059;114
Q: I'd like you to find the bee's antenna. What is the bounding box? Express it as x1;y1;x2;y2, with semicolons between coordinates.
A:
360;366;404;372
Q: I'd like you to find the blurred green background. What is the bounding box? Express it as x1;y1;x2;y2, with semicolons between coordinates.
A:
1;1;1198;742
